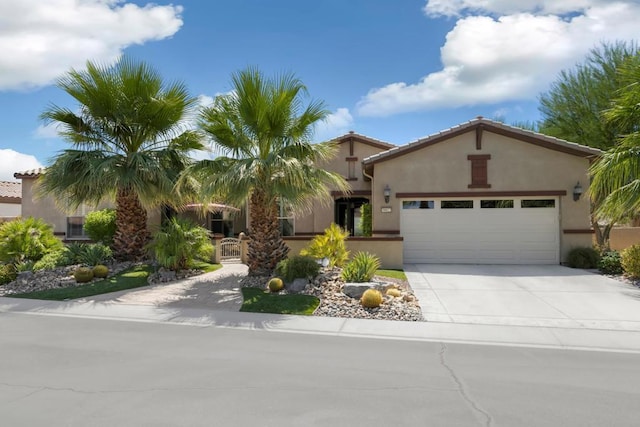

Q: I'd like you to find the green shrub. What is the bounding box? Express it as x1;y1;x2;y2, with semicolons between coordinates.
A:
268;277;284;292
622;245;640;278
359;203;372;237
598;250;624;275
0;263;17;285
275;255;320;283
64;242;88;264
361;289;383;308
92;264;109;278
300;223;349;267
566;247;600;269
0;217;63;264
83;209;117;244
342;252;381;283
79;243;113;266
148;218;214;271
73;267;94;283
33;250;69;271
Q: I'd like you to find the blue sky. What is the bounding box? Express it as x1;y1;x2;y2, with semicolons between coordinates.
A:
1;0;639;180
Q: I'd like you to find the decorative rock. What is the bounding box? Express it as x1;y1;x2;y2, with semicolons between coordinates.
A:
342;282;386;299
286;278;309;293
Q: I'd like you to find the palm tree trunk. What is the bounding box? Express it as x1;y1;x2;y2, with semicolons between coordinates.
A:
113;187;150;261
247;190;289;275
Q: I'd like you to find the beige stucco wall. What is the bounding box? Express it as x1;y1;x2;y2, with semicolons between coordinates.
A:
282;237;403;269
606;228;640;251
294;138;389;234
370;130;593;262
21;177;162;237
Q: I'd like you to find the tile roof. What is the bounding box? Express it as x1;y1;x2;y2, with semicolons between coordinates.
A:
13;167;45;179
0;181;21;202
362;117;602;165
333;131;396;149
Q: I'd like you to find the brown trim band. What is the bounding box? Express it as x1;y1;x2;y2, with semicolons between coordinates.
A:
372;229;400;235
467;154;491;160
563;229;595;234
294;232;323;236
53;232;66;236
284;236;403;242
345;156;358;161
345;178;358;182
396;190;567;198
331;190;372;197
0;196;20;204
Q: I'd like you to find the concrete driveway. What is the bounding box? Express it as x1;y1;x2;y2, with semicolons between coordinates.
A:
405;264;640;331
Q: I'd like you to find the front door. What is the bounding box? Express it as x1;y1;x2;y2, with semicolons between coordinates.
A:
334;197;369;236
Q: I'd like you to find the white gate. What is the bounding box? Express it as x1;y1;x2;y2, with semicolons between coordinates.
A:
219;237;242;263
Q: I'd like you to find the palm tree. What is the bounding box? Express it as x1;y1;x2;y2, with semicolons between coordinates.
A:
187;67;349;275
39;58;203;261
590;54;640;220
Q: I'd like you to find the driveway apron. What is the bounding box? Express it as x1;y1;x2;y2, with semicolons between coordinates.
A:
405;264;640;331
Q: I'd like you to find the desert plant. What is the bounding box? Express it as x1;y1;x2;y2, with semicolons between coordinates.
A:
83;209;117;245
300;223;349;267
33;250;69;271
386;288;402;298
566;247;600;269
361;288;383;308
0;217;63;264
621;245;640;278
598;250;624;275
73;267;94;283
268;277;284;293
0;263;17;285
342;252;381;283
359;203;372;237
14;260;35;273
148;218;214;271
275;255;321;283
92;264;109;278
79;243;113;266
64;242;88;264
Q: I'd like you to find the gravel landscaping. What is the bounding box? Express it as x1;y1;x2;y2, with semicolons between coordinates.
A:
241;267;424;322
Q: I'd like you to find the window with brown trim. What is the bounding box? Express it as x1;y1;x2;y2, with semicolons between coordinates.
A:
441;200;473;209
467;154;491;188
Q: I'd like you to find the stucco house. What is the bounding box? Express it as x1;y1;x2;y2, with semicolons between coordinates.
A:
0;180;21;221
286;117;600;266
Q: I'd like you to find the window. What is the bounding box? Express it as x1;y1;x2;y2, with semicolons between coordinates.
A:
481;199;514;209
66;216;88;239
441;200;473;209
402;200;435;209
521;199;555;208
278;201;295;236
211;212;234;237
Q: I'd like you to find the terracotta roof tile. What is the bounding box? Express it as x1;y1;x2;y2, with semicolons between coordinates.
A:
0;181;21;201
13;167;45;179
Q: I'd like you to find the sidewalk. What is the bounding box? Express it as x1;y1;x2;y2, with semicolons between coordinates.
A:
2;264;640;353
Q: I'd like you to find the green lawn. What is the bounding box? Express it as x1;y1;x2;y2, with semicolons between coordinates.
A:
375;269;407;280
10;264;152;301
191;261;222;273
240;287;320;315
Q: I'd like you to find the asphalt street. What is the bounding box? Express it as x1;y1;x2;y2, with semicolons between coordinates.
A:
1;312;640;427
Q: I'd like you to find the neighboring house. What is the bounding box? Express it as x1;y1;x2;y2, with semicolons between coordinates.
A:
288;117;600;265
0;180;21;221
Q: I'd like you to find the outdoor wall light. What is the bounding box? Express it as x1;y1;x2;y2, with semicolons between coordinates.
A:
383;184;391;204
573;181;583;201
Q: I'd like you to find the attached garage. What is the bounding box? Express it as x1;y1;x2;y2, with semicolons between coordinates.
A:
400;197;560;264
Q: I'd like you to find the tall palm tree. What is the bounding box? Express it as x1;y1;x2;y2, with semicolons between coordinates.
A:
187;67;349;275
590;54;640;220
40;58;203;261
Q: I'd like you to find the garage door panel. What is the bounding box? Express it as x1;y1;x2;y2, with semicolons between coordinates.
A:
401;198;559;264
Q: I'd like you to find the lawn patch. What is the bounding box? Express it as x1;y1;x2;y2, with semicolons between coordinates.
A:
240;287;319;315
10;264;152;301
191;261;222;273
375;269;407;280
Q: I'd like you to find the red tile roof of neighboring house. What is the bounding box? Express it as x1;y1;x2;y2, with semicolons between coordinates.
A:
14;167;45;179
0;181;21;204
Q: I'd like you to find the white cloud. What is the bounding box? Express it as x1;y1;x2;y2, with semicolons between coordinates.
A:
424;0;614;17
0;0;183;90
0;149;43;181
314;108;354;141
358;1;640;116
33;123;61;139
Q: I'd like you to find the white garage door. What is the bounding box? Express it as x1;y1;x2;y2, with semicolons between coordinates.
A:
400;198;559;264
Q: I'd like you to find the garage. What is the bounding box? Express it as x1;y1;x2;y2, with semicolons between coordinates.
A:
400;197;559;264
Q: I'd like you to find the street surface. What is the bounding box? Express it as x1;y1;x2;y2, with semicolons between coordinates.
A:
1;312;639;426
